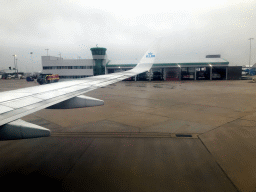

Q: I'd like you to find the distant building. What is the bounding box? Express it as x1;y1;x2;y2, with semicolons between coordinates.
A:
41;47;107;79
206;55;221;58
0;69;24;79
41;56;94;79
41;47;243;80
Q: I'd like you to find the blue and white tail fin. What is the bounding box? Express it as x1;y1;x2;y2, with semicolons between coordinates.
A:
131;37;162;73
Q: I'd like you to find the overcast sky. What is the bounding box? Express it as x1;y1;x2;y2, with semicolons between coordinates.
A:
0;0;256;72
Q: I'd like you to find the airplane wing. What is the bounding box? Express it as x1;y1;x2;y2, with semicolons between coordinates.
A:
0;38;161;140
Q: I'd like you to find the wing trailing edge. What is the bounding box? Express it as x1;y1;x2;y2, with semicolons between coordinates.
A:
47;95;104;109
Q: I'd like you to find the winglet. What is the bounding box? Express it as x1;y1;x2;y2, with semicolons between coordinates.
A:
131;37;162;73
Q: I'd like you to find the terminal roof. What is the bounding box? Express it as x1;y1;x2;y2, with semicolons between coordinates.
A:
107;57;229;67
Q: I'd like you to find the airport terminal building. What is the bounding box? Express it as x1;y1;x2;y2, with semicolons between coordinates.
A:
42;47;241;81
41;56;94;79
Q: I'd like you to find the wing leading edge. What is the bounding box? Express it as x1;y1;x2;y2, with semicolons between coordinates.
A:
0;38;161;140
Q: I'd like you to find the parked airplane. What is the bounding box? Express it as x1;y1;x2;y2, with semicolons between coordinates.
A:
0;38;160;140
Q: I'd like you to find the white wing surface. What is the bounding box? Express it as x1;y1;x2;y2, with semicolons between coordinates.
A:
0;38;161;140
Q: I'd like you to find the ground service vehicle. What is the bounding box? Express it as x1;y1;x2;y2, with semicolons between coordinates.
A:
37;74;59;85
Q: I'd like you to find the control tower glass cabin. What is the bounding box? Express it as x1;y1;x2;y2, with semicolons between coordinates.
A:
90;47;107;76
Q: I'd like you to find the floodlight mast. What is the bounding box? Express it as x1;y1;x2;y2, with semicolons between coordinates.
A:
12;55;17;77
249;38;254;70
15;58;18;77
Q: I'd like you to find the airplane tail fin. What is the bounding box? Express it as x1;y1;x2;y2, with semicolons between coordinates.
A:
131;37;162;73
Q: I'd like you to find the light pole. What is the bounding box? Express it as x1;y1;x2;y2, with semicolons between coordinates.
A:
249;38;254;71
15;58;18;76
209;64;212;81
30;52;34;73
176;64;181;81
12;55;16;74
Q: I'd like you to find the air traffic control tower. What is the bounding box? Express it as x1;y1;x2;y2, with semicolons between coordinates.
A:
90;47;107;76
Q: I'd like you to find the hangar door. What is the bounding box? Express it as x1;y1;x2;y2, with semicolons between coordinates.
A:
212;67;226;80
152;68;163;81
166;68;180;81
181;67;195;80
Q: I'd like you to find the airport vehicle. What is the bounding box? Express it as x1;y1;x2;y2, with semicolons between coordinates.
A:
0;38;160;140
7;75;15;79
243;68;256;76
26;76;35;82
37;74;59;85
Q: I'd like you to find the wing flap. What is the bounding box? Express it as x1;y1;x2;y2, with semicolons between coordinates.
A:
0;119;50;140
0;92;34;103
0;105;14;114
48;95;104;109
1;96;43;109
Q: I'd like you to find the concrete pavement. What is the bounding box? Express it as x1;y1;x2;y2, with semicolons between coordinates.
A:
1;79;256;191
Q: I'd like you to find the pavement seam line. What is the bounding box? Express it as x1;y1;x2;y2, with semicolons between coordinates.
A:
73;119;138;134
61;137;95;182
25;115;63;129
198;136;240;192
200;113;256;135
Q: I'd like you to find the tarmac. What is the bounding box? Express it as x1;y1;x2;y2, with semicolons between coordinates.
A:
1;79;256;191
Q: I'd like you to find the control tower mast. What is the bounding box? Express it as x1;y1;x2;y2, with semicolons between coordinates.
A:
90;47;107;76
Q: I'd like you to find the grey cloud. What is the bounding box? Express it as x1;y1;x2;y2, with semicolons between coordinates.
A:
0;1;256;72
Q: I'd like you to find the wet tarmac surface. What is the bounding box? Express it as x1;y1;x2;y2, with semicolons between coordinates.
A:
1;79;256;191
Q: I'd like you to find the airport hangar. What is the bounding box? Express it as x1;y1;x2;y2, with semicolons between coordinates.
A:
42;47;241;81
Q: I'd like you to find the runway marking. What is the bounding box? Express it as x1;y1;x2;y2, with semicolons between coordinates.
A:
175;134;192;137
51;132;198;138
